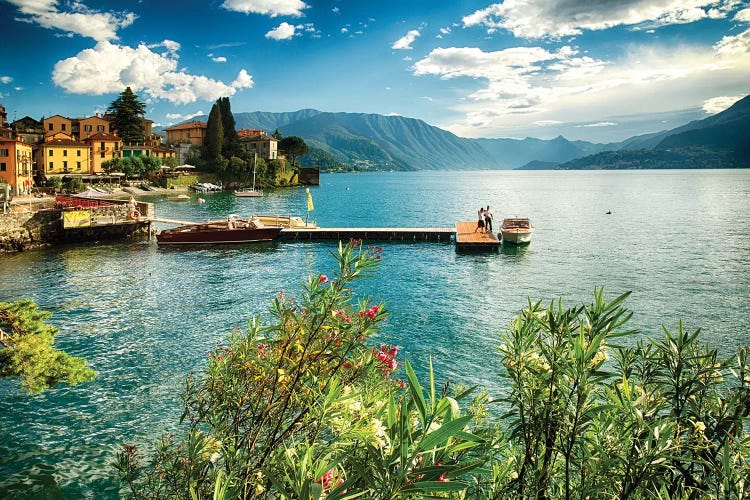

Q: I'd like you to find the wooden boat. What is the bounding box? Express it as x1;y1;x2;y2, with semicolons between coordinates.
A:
500;217;534;244
249;214;317;229
156;216;282;245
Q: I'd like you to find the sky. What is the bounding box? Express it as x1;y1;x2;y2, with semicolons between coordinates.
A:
0;0;749;143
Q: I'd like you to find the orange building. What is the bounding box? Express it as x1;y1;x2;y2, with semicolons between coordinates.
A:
35;137;92;178
151;144;177;162
82;132;122;173
75;115;111;141
165;121;207;146
43;115;73;138
0;137;34;194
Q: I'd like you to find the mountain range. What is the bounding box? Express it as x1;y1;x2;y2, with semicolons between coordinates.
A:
158;94;750;171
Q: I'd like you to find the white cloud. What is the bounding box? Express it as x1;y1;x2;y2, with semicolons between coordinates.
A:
0;76;12;84
534;120;563;126
51;41;254;105
6;0;136;41
221;0;308;17
577;121;618;127
14;86;24;91
462;0;737;39
166;110;205;122
211;56;228;62
736;8;750;21
266;22;297;40
392;29;421;49
332;7;340;14
386;112;401;116
714;27;750;54
341;27;348;33
415;42;750;139
702;95;743;113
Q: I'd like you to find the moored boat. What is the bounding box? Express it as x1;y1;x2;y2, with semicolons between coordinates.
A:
249;214;317;229
500;217;534;244
156;215;282;245
234;188;263;197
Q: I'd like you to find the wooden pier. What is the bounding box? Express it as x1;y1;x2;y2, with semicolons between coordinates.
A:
454;221;500;252
281;227;454;242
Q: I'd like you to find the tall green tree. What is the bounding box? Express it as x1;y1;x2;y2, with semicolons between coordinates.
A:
0;299;96;394
218;97;241;158
279;136;309;168
107;87;146;144
205;102;223;161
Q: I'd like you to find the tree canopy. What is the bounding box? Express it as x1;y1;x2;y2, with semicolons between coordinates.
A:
107;87;146;144
279;136;309;168
0;299;96;394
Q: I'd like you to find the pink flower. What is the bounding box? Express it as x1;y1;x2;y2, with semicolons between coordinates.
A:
317;469;334;489
319;274;328;284
438;473;449;482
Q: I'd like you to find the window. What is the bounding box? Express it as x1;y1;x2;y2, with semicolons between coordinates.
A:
101;152;105;158
114;143;119;151
101;142;105;150
77;161;81;170
0;163;5;172
61;124;66;131
48;123;53;131
84;124;92;132
49;161;54;170
77;150;81;157
63;150;68;157
63;161;68;170
49;150;54;157
97;125;105;132
0;148;8;157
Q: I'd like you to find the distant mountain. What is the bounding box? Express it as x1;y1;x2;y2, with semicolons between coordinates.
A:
516;160;560;170
156;95;749;171
558;94;750;169
247;111;499;171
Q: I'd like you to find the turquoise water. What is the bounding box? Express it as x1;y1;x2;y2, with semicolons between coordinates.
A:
1;169;749;497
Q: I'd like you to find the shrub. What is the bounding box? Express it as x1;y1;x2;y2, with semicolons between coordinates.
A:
116;248;750;499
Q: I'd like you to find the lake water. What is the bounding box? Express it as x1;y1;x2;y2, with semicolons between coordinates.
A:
1;169;749;498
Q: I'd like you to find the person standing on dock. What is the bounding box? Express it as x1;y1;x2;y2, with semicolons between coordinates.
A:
484;205;494;233
475;207;485;232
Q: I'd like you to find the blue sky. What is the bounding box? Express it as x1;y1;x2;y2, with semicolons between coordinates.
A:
1;0;749;143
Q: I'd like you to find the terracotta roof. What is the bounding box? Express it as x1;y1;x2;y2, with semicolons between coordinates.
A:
83;132;121;141
239;133;276;142
43;138;86;147
165;120;207;131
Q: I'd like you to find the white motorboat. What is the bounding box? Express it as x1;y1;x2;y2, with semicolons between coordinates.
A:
500;217;534;244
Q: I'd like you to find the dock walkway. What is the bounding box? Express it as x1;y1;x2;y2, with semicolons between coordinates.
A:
454;221;500;251
281;227;454;242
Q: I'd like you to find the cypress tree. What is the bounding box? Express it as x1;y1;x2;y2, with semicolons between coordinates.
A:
107;87;146;144
206;102;223;161
219;97;240;158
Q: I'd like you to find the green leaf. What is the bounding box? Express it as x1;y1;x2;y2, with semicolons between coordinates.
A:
405;360;427;426
418;415;473;452
400;480;469;493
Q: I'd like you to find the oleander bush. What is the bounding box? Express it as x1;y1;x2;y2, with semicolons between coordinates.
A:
116;242;750;499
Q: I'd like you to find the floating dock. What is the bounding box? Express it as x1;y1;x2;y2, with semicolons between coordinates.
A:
454;221;500;252
281;227;454;242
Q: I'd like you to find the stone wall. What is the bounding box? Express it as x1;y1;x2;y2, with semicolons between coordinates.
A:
1;206;151;253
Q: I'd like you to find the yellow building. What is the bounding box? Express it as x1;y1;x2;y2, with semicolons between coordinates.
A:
43;115;73;138
151;144;177;162
165;120;207;146
82;132;122;173
0;137;34;195
36;137;92;178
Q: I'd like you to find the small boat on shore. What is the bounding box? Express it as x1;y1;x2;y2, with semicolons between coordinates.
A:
500;217;534;245
156;215;282;245
250;214;317;229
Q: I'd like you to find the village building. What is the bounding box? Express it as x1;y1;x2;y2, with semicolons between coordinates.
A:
42;115;73;138
10;116;44;144
165;120;207;147
238;130;278;161
0;137;34;195
82;132;123;174
74;115;112;141
35;137;92;178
